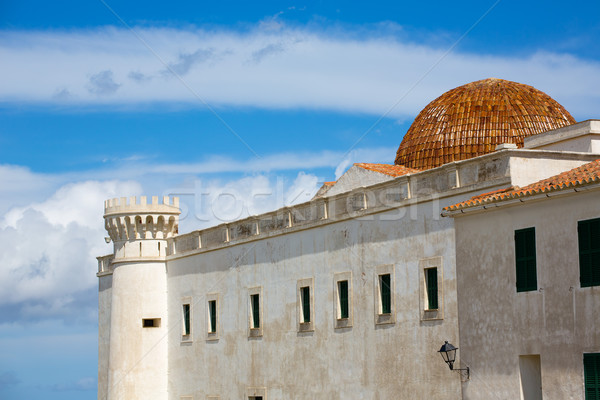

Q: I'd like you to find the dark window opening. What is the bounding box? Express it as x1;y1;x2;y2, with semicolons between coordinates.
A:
425;268;438;310
338;280;349;319
142;318;160;328
380;274;391;314
208;300;217;333
250;294;260;329
300;286;311;323
182;304;191;335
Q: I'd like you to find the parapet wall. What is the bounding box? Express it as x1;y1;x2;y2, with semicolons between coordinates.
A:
105;196;180;215
104;196;180;243
167;149;599;258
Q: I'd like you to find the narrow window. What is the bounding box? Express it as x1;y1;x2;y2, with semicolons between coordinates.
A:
182;304;191;336
515;227;537;292
142;318;160;328
584;353;600;399
300;286;311;323
425;268;438;310
208;300;217;334
250;294;260;329
579;218;600;287
379;274;391;314
338;280;349;319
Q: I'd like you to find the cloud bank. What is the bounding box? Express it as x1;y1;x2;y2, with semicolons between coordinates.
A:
1;25;599;117
0;147;377;323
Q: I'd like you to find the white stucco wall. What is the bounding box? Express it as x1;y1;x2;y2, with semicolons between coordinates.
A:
98;272;112;400
165;196;469;399
107;261;169;400
453;188;600;400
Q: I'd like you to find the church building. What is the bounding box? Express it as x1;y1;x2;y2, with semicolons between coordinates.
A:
97;78;600;399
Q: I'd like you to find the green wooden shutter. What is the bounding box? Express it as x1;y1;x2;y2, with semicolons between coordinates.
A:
338;280;349;319
515;227;537;292
579;218;600;287
301;286;311;323
426;268;438;310
251;294;260;328
380;274;391;314
584;353;600;400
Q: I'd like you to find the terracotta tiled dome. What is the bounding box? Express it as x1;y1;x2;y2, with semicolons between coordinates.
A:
394;78;576;170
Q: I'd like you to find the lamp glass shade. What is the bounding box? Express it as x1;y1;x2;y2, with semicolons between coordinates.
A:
439;341;457;368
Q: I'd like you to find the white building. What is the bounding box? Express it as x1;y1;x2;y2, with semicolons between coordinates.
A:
97;79;600;399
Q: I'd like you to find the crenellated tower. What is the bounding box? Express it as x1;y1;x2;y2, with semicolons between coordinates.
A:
99;196;180;400
104;195;180;259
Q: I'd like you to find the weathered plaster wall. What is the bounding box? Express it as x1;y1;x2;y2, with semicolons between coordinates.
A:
454;189;600;400
524;120;600;152
107;262;169;400
509;155;596;188
533;135;600;153
166;197;467;399
98;272;112;400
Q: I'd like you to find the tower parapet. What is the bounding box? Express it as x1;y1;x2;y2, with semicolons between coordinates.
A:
104;196;180;260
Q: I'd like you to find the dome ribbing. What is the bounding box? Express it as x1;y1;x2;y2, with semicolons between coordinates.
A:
394;78;576;170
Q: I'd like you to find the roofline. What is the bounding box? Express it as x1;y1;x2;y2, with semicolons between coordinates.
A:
441;181;600;218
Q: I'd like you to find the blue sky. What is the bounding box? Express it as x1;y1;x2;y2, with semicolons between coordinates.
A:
0;1;599;398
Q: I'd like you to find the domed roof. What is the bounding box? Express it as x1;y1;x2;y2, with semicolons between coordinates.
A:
394;78;576;170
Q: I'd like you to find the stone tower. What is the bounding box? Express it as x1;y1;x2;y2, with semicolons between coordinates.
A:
98;196;180;400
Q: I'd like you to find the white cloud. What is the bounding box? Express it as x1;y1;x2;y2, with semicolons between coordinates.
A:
0;180;142;316
0;158;329;321
0;26;598;117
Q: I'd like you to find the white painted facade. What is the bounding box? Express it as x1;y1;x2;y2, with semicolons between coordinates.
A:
447;184;600;399
97;122;600;399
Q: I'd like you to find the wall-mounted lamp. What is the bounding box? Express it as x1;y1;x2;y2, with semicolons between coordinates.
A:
438;341;469;380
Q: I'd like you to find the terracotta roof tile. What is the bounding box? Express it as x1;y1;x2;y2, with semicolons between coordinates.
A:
354;163;419;177
444;159;600;212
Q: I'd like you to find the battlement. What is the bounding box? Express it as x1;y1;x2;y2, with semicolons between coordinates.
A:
104;196;180;215
104;196;180;244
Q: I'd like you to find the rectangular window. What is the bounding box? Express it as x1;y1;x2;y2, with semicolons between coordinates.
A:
142;318;160;328
419;257;443;321
301;286;311;323
338;280;349;319
208;300;217;333
584;353;600;399
425;268;438;310
579;218;600;287
297;278;314;332
250;294;260;329
334;272;352;329
182;304;191;336
248;287;263;337
515;227;537;292
379;274;391;314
